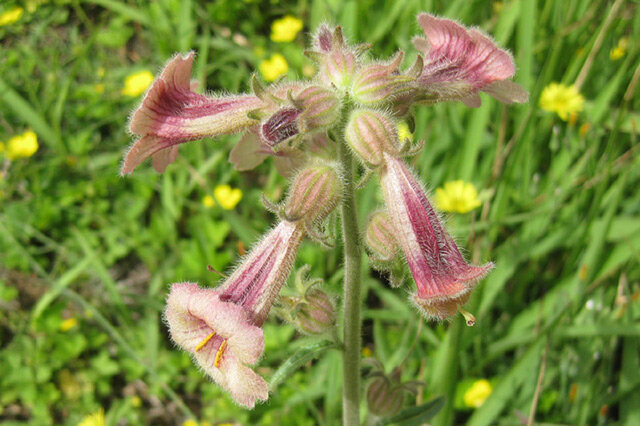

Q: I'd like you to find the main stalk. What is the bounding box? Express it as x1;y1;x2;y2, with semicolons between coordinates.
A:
339;137;363;426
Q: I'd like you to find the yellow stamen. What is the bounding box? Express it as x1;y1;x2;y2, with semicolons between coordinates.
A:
195;331;216;352
214;340;227;368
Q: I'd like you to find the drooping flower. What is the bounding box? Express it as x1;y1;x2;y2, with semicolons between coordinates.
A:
165;165;341;407
413;13;528;107
6;130;38;160
435;180;481;213
0;7;23;26
121;70;154;97
539;82;585;121
463;379;492;408
213;184;243;210
270;15;304;43
259;54;289;82
123;53;265;174
379;153;493;320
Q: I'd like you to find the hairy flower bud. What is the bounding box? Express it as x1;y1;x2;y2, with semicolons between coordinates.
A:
294;289;336;335
307;26;357;90
365;211;400;261
352;53;413;105
346;109;400;166
285;164;341;223
366;376;404;417
296;86;340;129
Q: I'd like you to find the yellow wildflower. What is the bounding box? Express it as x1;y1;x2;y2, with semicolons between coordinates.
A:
397;121;412;142
202;195;216;208
539;82;585;121
130;395;142;407
435;180;481;213
60;317;78;332
122;70;154;97
214;185;243;210
259;54;288;82
181;421;198;426
610;37;628;61
270;15;304;43
78;408;105;426
463;379;492;408
6;131;38;160
0;7;23;26
361;347;372;357
0;141;4;153
94;83;105;94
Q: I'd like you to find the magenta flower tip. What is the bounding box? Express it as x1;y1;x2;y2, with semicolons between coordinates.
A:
414;13;527;106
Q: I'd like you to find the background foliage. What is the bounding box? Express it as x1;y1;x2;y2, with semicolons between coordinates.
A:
1;0;639;424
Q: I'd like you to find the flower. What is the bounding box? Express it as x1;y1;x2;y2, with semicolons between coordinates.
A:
166;166;340;407
202;195;216;208
122;53;265;174
345;109;400;167
270;16;304;43
435;180;481;213
259;54;289;82
463;379;492;408
413;13;528;107
539;82;585;121
6;131;38;160
60;317;78;332
78;408;105;426
379;154;493;320
213;185;243;210
307;25;357;90
0;7;23;26
122;70;154;97
610;37;628;61
351;53;413;105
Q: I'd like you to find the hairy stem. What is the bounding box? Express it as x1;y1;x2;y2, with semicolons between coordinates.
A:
339;136;363;425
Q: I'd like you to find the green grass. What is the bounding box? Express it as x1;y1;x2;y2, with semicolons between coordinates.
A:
1;0;639;424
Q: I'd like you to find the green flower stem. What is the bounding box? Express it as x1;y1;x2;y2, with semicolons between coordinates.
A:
339;138;363;426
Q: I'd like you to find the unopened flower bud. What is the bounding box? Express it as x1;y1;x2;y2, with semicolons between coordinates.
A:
352;54;413;105
285;164;341;223
365;211;400;261
296;86;340;129
346;109;399;166
295;289;336;335
307;26;357;90
260;107;302;148
366;376;404;417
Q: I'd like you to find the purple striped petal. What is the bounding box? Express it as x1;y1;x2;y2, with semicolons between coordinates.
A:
414;13;527;106
122;52;264;174
380;154;493;319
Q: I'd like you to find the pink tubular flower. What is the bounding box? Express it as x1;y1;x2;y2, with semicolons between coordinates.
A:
413;13;528;107
122;52;265;174
165;220;305;408
379;153;493;320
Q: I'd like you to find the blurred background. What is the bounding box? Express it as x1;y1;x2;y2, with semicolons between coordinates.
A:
1;0;638;424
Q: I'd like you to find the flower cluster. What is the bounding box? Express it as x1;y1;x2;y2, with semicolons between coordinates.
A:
123;13;526;407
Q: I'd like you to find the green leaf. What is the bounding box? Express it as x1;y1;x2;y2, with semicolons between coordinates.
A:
270;340;339;389
380;397;445;426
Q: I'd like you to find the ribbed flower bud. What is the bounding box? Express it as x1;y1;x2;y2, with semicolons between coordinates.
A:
307;26;357;90
285;163;341;223
296;86;340;129
294;288;336;335
366;376;404;417
352;53;413;105
345;109;400;166
365;211;400;261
